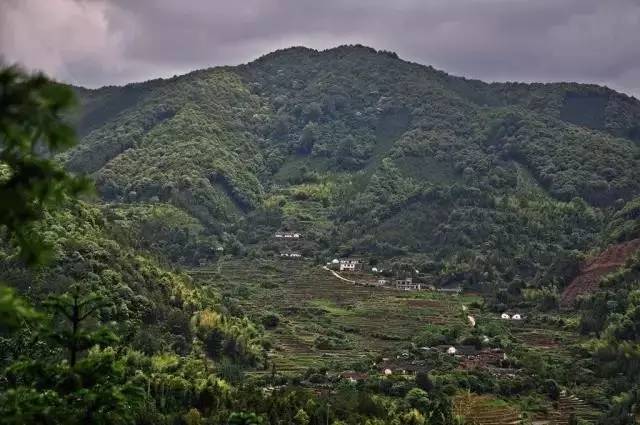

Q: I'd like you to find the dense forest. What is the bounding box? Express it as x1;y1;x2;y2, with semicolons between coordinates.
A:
2;45;640;423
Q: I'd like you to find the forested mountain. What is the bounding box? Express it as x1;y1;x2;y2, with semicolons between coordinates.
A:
67;45;640;287
4;46;640;424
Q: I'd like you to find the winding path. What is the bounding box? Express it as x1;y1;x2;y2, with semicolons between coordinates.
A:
322;266;357;284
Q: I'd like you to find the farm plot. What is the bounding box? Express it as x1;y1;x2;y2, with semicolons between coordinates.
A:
453;393;523;425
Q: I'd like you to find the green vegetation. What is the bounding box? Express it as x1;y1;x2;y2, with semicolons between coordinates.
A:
4;44;640;423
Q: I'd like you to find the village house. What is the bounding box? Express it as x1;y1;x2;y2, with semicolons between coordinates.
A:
437;286;462;295
280;252;302;259
376;359;430;376
339;259;363;272
339;371;368;383
500;313;524;320
274;232;302;239
362;279;386;287
436;345;481;357
395;277;421;291
326;259;340;269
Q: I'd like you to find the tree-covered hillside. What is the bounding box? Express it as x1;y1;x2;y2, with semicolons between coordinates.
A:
5;46;640;424
65;45;640;290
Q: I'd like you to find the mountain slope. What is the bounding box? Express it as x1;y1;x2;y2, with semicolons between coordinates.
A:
66;45;640;287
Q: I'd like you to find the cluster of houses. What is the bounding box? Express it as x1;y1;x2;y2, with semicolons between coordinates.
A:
323;345;516;384
373;346;515;377
274;231;304;260
324;258;462;294
501;313;523;320
325;258;365;272
376;356;431;376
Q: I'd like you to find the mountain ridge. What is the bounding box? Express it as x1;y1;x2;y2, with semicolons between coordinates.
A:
64;44;640;291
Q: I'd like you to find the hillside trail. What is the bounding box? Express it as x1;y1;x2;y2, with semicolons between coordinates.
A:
322;266;357;284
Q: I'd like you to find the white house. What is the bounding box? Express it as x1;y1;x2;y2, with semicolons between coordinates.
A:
512;313;522;320
275;232;302;239
501;313;510;320
281;252;302;259
447;346;457;355
339;259;362;272
395;277;421;291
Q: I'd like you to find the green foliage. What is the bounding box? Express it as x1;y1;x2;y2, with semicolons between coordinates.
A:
228;412;266;425
0;66;91;264
6;46;640;423
43;285;117;366
0;286;39;333
60;45;640;291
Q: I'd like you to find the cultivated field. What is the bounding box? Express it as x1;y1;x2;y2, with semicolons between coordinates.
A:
190;258;480;373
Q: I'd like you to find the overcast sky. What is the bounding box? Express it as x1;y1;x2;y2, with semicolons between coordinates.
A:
2;0;639;97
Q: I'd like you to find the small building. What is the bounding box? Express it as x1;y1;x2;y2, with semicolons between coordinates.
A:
339;259;362;272
377;359;430;376
377;278;389;286
339;371;368;383
501;313;510;320
362;279;385;287
512;313;522;320
395;277;421;291
437;345;479;357
280;252;302;259
326;259;340;269
275;232;302;239
437;287;462;295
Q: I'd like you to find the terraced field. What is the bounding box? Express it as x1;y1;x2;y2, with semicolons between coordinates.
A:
189;258;480;374
188;258;604;421
454;393;523;425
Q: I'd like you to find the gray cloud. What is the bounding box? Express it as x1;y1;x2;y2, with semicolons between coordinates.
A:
1;0;639;97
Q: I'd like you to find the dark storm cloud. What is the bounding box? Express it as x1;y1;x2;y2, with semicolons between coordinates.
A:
2;0;640;96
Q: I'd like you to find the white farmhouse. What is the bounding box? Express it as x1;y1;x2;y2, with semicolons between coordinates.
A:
339;259;362;272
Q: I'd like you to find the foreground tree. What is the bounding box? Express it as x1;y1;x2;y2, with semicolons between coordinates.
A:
0;65;90;264
0;66;90;332
43;285;116;366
